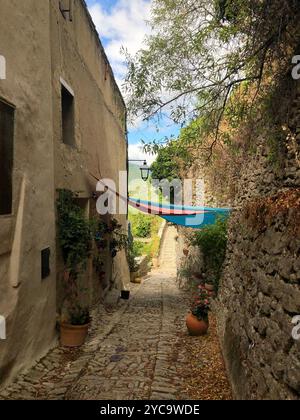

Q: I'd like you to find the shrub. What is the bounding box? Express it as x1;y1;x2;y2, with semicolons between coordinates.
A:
129;213;152;238
192;218;228;291
127;240;142;272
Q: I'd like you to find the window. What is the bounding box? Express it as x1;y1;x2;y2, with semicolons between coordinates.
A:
0;100;14;215
61;84;75;147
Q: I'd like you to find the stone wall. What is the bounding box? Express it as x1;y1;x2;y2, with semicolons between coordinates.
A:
176;78;300;400
215;83;300;399
217;198;300;400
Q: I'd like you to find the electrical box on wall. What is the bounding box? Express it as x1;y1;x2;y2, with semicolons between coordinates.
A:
41;248;51;280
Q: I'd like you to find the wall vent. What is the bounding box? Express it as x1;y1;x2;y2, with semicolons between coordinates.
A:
41;248;51;280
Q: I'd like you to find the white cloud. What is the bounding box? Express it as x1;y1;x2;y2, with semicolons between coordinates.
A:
128;143;156;165
88;0;151;87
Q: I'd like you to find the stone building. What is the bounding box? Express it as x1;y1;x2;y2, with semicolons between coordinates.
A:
0;0;130;386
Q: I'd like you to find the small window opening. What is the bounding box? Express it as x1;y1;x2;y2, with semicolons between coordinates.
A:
41;248;51;280
61;84;75;147
0;99;14;215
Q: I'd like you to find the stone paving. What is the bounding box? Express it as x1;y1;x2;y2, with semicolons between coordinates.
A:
0;227;192;400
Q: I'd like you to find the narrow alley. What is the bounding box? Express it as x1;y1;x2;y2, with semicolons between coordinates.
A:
0;228;182;400
0;228;231;400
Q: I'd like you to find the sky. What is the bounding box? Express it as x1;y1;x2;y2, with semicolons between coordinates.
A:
86;0;180;164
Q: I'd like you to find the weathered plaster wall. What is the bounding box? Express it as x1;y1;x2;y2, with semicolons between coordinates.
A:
50;0;130;307
0;0;129;387
0;0;56;386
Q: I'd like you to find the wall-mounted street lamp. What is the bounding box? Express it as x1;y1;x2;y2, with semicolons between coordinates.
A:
128;160;151;182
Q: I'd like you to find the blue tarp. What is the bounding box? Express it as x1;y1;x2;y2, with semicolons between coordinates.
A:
129;198;232;229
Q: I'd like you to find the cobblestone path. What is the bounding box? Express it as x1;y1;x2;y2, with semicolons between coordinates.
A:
0;227;192;400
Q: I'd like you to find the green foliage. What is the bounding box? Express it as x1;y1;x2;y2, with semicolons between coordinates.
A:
128;211;162;259
57;190;93;273
133;241;144;257
151;144;180;181
192;218;228;291
57;191;128;324
142;235;160;258
124;0;299;154
130;212;152;238
127;241;141;272
133;213;152;238
191;286;211;322
69;305;90;326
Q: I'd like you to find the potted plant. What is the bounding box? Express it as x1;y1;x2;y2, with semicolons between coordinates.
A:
127;238;140;283
186;286;211;336
60;303;91;347
128;252;139;283
57;190;93;347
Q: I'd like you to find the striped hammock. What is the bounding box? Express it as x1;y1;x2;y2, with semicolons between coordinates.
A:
128;198;232;229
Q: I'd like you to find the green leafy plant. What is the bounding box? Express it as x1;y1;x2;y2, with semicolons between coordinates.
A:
192;218;228;292
69;305;90;326
57;189;93;272
191;286;212;322
125;0;298;144
57;190;94;324
126;231;143;273
93;255;105;274
129;213;152;238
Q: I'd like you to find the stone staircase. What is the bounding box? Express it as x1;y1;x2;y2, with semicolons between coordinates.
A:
158;225;177;274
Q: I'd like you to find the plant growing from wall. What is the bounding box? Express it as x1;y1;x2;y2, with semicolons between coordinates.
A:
108;218;128;258
57;190;93;272
57;189;94;325
192;218;228;292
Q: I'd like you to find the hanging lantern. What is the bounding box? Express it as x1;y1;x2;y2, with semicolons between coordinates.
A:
140;161;151;182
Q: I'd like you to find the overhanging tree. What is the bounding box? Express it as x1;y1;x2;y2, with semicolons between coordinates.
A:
124;0;300;156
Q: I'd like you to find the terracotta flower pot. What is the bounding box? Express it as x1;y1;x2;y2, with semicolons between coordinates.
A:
60;323;89;348
186;313;209;336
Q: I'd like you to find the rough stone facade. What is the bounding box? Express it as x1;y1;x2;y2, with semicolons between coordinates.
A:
176;80;300;399
217;146;300;399
0;0;129;387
